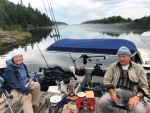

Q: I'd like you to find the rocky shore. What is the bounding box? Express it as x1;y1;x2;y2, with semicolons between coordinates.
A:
0;31;31;46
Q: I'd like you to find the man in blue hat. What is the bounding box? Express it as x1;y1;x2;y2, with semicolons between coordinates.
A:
99;46;149;113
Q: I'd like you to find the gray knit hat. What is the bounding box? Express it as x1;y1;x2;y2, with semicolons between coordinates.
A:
117;46;131;55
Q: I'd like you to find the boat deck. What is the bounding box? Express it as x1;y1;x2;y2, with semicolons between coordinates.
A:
0;91;128;113
0;91;53;113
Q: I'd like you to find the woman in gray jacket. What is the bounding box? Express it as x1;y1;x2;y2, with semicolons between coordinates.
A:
99;46;149;113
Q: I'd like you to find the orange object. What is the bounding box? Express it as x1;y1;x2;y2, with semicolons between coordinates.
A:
86;91;94;98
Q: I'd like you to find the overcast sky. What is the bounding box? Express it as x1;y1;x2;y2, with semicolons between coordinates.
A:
8;0;150;25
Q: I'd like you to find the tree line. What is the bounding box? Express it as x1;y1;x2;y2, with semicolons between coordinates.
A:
0;0;52;31
82;15;150;29
0;0;150;31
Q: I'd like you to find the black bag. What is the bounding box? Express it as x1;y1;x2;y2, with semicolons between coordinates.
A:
75;67;85;76
39;65;76;91
91;64;105;77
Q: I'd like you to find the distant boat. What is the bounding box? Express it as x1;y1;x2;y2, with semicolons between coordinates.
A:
140;31;150;45
140;31;150;71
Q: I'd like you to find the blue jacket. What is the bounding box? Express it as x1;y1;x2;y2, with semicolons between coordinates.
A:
4;59;31;95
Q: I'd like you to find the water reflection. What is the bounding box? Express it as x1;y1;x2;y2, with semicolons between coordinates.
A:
81;24;147;37
0;24;149;72
0;28;53;55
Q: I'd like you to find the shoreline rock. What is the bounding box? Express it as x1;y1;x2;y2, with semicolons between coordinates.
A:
0;31;31;46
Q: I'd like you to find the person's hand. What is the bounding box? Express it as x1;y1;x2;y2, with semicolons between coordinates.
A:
29;78;33;82
26;93;32;101
108;89;119;104
128;96;140;108
111;92;119;104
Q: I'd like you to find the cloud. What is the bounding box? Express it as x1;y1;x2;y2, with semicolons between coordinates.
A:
8;0;150;24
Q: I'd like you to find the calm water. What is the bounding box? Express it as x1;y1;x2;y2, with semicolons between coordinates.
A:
0;24;150;72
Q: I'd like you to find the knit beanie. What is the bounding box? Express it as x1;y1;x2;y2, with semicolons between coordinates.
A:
117;46;131;56
10;49;22;59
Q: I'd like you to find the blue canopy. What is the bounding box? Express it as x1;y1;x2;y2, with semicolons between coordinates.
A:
46;38;137;55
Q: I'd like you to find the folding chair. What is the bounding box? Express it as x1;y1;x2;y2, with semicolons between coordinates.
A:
0;68;23;113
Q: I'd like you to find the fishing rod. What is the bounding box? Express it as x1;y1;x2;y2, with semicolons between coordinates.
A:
36;43;49;67
36;44;55;87
42;0;60;40
48;0;61;40
69;53;77;68
41;0;59;41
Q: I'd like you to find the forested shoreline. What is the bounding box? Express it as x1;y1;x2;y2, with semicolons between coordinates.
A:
0;0;52;31
0;0;149;46
1;0;150;31
82;15;150;29
0;0;53;46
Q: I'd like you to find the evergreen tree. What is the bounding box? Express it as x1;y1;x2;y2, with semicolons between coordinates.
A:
0;0;52;31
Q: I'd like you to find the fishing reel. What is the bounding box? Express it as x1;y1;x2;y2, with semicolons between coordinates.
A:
79;54;91;65
79;54;90;65
79;54;106;65
94;63;102;70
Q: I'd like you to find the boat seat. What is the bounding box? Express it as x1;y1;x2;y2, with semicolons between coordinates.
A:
90;69;105;87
